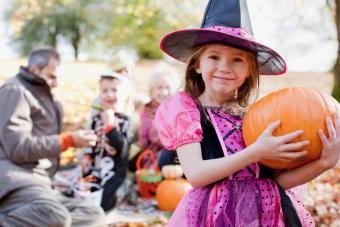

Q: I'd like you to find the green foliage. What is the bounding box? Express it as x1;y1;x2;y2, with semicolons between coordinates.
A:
106;0;197;59
13;15;58;55
5;0;201;60
5;0;101;59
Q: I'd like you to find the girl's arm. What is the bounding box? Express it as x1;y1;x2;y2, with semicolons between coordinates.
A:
177;143;258;187
274;159;329;190
177;121;309;188
275;113;340;190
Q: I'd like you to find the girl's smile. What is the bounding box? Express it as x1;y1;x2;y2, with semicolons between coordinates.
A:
212;75;237;81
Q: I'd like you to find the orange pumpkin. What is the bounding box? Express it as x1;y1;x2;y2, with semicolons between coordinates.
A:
156;165;192;211
243;87;339;169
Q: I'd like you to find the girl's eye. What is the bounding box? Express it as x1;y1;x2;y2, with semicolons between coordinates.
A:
233;58;244;63
208;55;219;60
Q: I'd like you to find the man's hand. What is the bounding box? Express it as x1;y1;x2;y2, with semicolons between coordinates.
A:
71;130;97;147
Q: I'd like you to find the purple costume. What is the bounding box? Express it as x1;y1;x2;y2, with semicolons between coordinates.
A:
155;92;315;227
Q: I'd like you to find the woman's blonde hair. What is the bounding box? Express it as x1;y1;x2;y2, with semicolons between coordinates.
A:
184;44;259;108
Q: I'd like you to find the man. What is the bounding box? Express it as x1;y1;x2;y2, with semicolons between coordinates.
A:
0;47;105;227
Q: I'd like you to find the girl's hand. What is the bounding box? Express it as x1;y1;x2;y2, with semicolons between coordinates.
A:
251;120;309;162
318;112;340;169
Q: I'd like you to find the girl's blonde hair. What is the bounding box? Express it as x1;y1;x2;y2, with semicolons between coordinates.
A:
184;44;259;108
148;61;180;97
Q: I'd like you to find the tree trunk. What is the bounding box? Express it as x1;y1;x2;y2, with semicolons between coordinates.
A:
72;27;81;61
332;0;340;101
73;39;79;61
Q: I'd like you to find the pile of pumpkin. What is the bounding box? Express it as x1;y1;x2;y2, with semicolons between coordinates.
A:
136;160;192;212
134;149;192;212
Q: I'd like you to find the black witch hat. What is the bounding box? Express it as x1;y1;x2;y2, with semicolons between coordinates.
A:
160;0;286;75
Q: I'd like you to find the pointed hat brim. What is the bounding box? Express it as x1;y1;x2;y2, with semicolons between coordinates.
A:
160;27;287;76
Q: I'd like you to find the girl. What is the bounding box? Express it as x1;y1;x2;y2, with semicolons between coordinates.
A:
129;62;179;171
154;0;340;226
81;72;134;211
139;62;178;152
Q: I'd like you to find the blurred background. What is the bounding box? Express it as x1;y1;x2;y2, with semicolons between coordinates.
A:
0;0;339;226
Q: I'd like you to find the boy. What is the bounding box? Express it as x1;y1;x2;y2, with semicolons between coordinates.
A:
81;73;134;211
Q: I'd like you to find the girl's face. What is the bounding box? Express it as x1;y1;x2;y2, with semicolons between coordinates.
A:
150;78;172;104
99;79;126;110
196;44;250;99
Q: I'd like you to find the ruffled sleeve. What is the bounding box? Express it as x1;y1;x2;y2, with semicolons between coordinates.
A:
154;92;203;150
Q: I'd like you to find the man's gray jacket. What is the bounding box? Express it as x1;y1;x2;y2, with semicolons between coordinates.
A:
0;67;63;200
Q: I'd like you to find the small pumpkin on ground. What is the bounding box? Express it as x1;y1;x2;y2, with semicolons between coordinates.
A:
161;165;183;179
243;87;339;169
156;165;192;211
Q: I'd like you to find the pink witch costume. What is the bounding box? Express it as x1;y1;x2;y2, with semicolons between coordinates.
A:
155;92;314;226
154;0;315;226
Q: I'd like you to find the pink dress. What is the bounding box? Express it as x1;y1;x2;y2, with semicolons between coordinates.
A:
154;92;315;227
